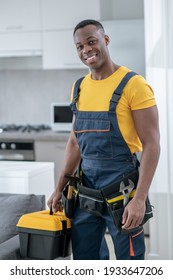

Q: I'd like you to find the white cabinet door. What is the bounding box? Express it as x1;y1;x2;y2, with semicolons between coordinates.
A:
35;140;68;182
0;0;42;57
42;30;86;69
0;0;41;33
0;33;42;57
41;0;101;30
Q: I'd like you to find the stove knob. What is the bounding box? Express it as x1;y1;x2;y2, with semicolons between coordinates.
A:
1;143;6;149
11;143;16;150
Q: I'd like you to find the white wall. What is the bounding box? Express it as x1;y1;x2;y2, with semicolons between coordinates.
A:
103;19;145;76
0;68;87;125
144;0;173;260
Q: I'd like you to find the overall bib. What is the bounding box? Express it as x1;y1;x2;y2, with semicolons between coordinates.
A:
70;72;145;260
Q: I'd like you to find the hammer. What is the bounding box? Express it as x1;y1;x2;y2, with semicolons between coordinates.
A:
65;174;80;199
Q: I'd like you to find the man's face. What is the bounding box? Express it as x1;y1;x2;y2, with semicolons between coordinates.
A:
73;25;110;70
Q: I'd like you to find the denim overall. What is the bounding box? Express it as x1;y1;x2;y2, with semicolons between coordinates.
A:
70;71;145;260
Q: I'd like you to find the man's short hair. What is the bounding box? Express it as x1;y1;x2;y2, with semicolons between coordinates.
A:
73;19;105;35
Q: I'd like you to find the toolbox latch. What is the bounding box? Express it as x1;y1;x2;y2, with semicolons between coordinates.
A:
61;220;67;233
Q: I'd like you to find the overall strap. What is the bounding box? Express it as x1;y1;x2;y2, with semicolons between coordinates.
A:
110;71;137;111
72;76;85;103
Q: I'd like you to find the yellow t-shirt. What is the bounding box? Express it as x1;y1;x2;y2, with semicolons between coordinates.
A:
71;66;156;153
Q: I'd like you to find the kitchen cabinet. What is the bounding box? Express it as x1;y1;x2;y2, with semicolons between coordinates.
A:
41;0;112;68
0;161;55;207
42;30;85;69
0;0;42;57
41;0;111;30
0;0;41;33
0;33;42;57
35;140;67;182
41;0;111;69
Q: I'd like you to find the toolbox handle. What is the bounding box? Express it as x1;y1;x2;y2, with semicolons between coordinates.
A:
49;205;63;215
50;205;53;215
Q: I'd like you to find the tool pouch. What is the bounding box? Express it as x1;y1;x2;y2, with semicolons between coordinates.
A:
141;196;154;225
78;185;105;216
106;197;153;234
106;199;124;230
62;184;78;219
102;170;154;233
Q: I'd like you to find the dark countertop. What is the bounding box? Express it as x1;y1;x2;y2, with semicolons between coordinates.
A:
0;131;70;141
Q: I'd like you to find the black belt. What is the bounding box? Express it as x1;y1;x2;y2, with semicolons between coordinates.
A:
78;170;139;200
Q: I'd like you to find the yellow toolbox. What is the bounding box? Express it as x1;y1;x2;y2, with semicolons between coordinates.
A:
17;210;71;260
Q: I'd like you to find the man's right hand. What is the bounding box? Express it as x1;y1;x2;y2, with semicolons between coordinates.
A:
47;190;63;212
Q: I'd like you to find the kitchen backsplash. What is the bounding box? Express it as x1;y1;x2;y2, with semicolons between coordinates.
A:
0;68;88;125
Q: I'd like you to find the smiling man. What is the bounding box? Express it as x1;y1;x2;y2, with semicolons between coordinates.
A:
48;19;160;260
74;22;109;68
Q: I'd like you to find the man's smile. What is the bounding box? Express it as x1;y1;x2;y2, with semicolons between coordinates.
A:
83;53;97;63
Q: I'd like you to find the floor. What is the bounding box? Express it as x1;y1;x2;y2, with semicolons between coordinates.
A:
105;232;150;259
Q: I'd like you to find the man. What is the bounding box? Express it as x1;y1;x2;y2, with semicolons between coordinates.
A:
48;19;160;260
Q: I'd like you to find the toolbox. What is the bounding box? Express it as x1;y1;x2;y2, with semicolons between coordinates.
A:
17;209;71;260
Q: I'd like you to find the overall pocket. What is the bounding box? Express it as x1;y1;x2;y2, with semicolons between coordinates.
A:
74;118;113;159
129;228;145;257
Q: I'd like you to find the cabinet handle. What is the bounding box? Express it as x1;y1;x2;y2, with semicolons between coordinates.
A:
6;25;23;31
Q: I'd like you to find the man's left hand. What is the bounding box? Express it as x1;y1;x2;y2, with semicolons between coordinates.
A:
121;198;146;230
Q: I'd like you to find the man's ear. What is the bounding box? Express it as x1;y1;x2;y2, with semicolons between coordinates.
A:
105;35;110;46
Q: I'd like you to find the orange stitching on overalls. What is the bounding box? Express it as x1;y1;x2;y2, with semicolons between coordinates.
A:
129;236;135;256
74;129;109;133
131;228;144;239
129;229;144;256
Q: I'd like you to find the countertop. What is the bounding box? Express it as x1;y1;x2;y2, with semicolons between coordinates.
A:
0;161;54;177
0;131;70;141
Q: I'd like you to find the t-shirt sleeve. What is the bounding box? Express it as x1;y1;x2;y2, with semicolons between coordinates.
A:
127;75;156;110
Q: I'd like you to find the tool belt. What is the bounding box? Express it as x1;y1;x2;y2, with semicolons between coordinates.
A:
62;170;154;233
77;170;138;217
